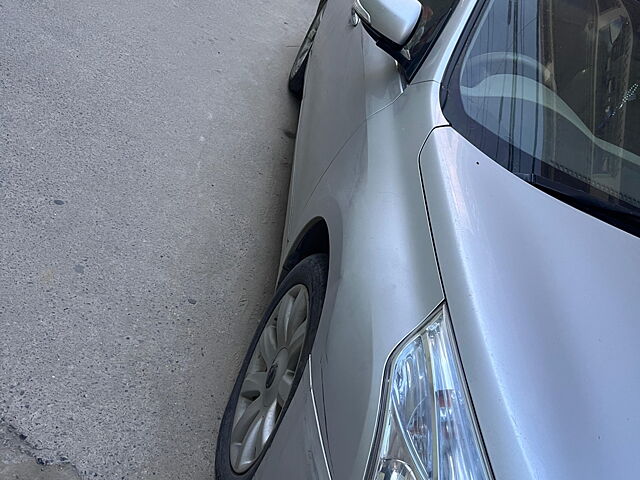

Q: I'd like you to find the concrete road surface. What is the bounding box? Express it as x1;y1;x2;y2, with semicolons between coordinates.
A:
0;0;315;478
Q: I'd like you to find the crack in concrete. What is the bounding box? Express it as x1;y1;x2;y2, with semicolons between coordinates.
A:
0;420;80;480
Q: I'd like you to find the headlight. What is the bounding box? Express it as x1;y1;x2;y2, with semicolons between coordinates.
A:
370;304;491;480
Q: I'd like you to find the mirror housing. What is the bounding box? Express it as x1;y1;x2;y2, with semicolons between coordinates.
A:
353;0;422;47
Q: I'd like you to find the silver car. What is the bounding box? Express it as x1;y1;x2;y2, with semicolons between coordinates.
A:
216;0;640;478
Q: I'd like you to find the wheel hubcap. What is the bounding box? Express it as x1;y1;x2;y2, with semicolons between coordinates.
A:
229;284;309;473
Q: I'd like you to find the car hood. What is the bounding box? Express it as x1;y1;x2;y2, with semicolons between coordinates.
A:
420;127;640;480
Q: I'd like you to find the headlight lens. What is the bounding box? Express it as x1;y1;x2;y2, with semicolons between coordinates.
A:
371;305;491;480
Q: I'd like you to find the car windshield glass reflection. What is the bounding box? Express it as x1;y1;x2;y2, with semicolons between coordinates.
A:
447;0;640;234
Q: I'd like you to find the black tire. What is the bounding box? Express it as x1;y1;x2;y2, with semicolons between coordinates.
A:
288;1;327;99
215;254;329;479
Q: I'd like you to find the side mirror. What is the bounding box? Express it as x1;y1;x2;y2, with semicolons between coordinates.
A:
353;0;422;47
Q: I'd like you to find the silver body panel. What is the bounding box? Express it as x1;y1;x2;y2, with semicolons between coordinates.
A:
256;0;640;478
285;0;366;244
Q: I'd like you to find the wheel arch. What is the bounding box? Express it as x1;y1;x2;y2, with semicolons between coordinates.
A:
278;217;330;285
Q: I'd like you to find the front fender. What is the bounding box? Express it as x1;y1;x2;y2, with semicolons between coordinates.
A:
288;81;446;479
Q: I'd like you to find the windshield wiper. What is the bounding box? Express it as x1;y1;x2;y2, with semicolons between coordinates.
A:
515;173;640;236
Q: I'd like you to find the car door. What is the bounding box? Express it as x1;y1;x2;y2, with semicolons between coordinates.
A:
285;0;369;243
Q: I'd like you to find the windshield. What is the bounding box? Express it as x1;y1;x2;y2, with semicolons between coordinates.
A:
443;0;640;236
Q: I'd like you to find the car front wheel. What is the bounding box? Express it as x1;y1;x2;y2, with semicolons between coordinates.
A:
215;254;328;479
